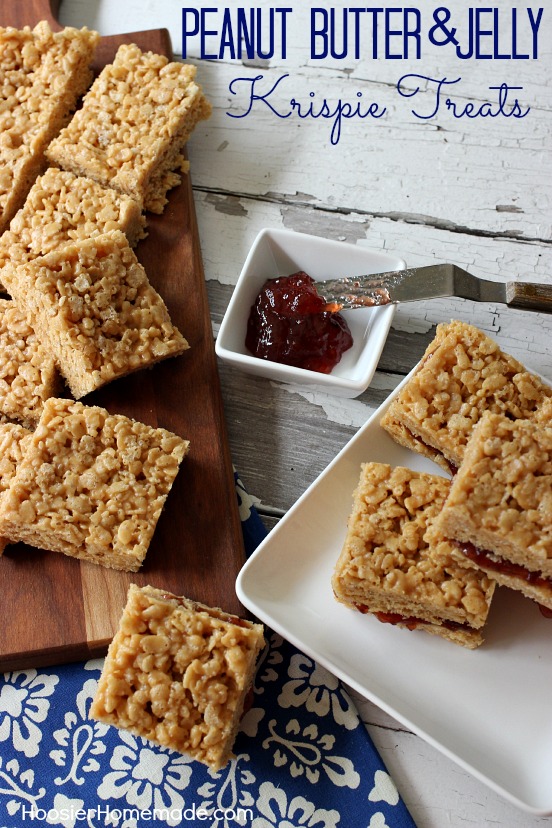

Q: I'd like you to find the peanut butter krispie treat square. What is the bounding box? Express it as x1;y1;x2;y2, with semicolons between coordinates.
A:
332;463;496;648
0;167;145;282
0;398;189;571
5;230;189;399
0;423;32;554
435;412;552;610
90;584;265;770
0;22;99;232
0;298;59;428
47;43;211;213
380;321;552;474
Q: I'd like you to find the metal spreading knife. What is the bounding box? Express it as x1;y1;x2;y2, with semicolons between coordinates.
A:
315;264;552;313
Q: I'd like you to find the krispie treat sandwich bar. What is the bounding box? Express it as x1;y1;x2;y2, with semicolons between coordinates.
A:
0;298;58;428
380;321;552;474
0;22;99;232
0;398;189;571
332;463;496;648
4;230;189;399
47;43;211;213
435;412;552;611
90;584;265;770
0;423;32;554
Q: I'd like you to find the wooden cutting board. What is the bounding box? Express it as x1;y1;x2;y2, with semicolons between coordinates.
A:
0;0;246;670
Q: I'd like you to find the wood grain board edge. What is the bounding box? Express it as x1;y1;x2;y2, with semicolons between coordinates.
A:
82;564;132;644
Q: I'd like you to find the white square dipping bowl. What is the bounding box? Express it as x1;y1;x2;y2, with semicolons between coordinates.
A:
215;228;405;398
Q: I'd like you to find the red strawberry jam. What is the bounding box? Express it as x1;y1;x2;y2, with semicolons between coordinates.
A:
245;271;353;373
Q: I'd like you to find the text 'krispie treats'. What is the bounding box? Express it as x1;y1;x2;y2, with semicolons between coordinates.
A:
0;398;189;571
6;230;189;399
332;462;496;648
0;298;59;428
380;321;552;474
47;43;211;213
90;584;265;770
0;166;145;278
435;412;552;610
0;21;99;232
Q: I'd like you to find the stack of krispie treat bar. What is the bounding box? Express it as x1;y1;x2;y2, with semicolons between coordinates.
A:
0;22;211;411
333;321;552;647
433;412;552;611
0;23;255;767
0;21;99;232
0;23;208;395
47;43;212;213
332;462;496;648
0;25;254;768
90;584;265;769
380;320;552;474
0;22;211;573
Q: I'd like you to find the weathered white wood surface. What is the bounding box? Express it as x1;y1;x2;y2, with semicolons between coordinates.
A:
61;0;552;242
59;2;552;826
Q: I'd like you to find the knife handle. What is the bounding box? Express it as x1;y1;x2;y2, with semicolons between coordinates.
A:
508;283;552;313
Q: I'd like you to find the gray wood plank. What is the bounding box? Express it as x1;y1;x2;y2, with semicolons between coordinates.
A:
217;361;357;510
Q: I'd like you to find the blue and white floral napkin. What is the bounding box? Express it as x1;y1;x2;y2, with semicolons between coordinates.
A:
0;478;416;828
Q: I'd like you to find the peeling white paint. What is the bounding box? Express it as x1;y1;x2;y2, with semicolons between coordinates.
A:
369;372;403;392
187;60;551;239
197;194;552;377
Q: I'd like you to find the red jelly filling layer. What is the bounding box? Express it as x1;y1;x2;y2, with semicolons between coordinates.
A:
353;603;469;632
453;540;552;592
245;271;353;374
454;540;552;618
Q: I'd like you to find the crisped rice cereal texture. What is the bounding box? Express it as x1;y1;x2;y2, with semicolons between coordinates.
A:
46;43;211;213
435;412;552;609
90;584;265;769
0;298;59;428
6;230;189;399
332;462;495;648
0;422;32;554
0;398;189;571
0;167;145;285
380;321;552;473
0;21;99;232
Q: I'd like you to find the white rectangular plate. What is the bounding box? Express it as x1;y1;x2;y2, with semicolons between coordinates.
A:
236;368;552;816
